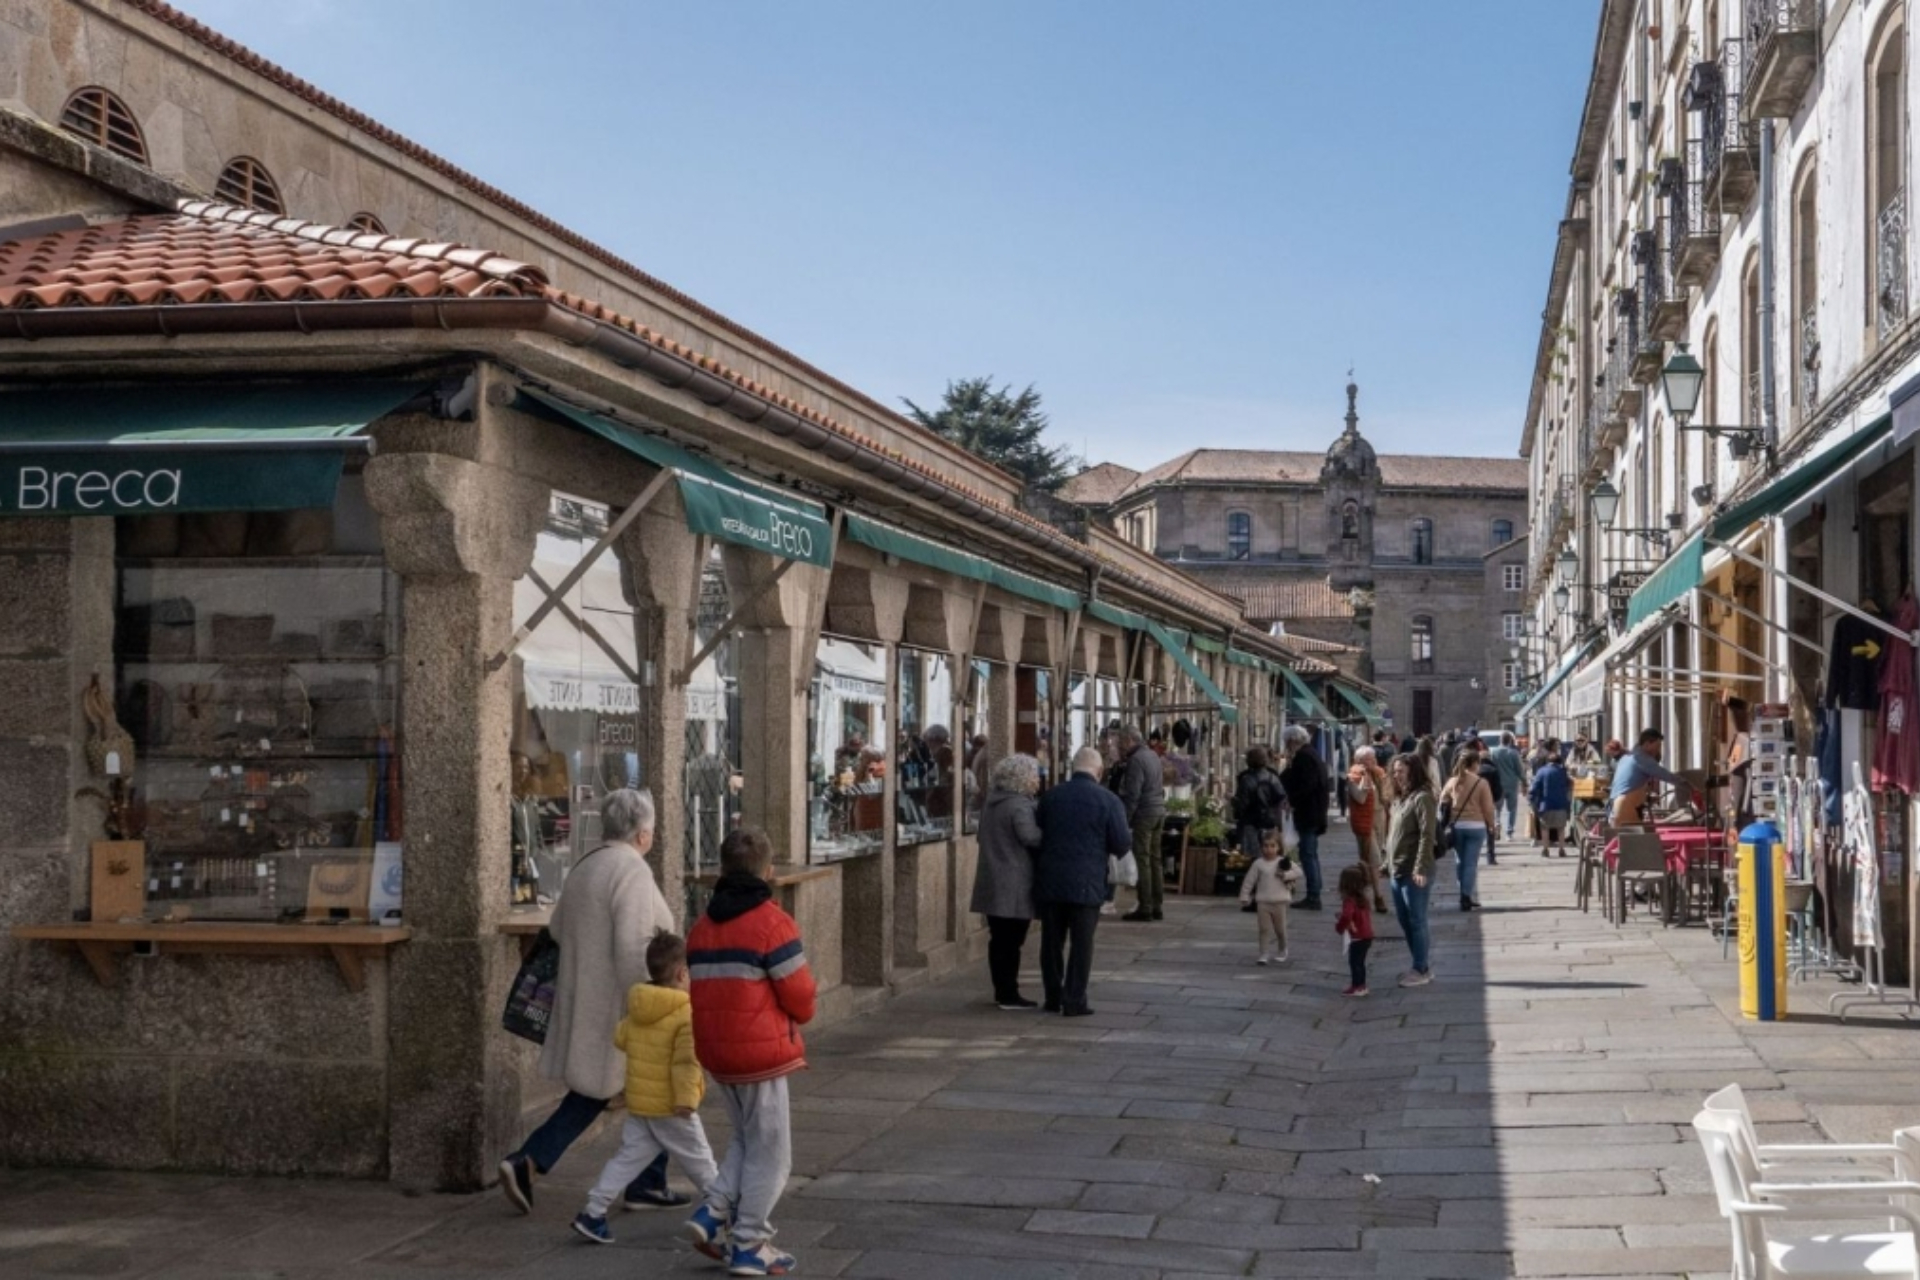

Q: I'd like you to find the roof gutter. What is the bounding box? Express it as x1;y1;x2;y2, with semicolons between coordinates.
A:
0;295;1303;663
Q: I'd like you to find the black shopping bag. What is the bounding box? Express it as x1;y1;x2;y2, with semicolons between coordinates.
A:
502;928;560;1044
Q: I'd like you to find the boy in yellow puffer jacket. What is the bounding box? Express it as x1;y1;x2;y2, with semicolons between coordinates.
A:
571;934;719;1246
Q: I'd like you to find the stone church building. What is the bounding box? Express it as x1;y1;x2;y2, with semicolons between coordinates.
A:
1062;385;1529;736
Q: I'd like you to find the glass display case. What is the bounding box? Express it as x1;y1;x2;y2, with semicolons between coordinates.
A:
895;649;955;847
114;490;403;922
509;494;647;904
808;635;887;863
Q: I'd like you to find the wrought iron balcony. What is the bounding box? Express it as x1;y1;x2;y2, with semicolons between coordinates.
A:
1744;0;1819;119
1690;43;1759;218
1798;304;1820;418
1599;325;1641;426
1879;190;1908;341
1663;145;1721;289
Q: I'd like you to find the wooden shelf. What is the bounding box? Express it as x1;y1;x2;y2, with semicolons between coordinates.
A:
12;921;409;991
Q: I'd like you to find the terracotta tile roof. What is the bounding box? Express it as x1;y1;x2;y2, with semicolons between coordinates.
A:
119;1;960;461
1200;573;1355;622
1115;448;1527;498
1273;633;1360;655
1058;461;1140;508
0;202;548;308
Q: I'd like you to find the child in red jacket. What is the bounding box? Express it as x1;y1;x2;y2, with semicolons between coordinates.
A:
684;827;816;1278
1335;864;1375;998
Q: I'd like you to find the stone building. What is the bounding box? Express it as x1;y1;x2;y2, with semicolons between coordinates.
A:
1483;534;1532;729
0;0;1376;1185
1063;384;1528;737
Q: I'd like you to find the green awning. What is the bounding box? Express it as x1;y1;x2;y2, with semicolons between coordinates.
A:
1278;666;1336;722
1625;532;1706;629
1332;682;1383;727
843;513;1080;610
1710;413;1894;542
0;381;422;515
1191;634;1226;655
525;390;833;568
1087;599;1151;632
1143;618;1237;723
1515;634;1601;724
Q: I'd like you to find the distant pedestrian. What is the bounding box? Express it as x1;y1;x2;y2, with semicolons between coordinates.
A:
500;789;681;1218
1115;724;1169;923
1386;755;1438;987
1530;753;1574;857
1490;732;1527;840
1239;829;1302;965
1472;747;1505;866
1336;864;1375;997
1232;746;1286;859
970;753;1045;1010
686;827;818;1277
1346;747;1391;912
1036;746;1133;1016
571;933;719;1247
1279;726;1330;909
1440;753;1495;912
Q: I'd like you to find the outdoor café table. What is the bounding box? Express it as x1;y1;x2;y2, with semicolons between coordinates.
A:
1603;826;1721;923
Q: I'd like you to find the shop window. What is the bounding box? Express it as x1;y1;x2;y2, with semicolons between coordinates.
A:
509;494;647;905
1411;518;1434;565
215;156;285;216
1492;519;1514;548
896;648;957;847
961;660;993;834
113;474;403;922
1227;511;1251;561
684;548;741;901
808;636;887;862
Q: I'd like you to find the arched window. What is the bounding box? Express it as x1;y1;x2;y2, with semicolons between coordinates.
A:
1411;517;1434;565
1411;615;1435;671
1226;511;1251;561
1491;518;1514;547
1870;10;1909;339
1793;154;1820;421
215;156;285;216
346;212;388;235
58;87;147;164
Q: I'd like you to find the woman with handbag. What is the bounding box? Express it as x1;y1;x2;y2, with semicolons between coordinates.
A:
499;788;681;1215
969;753;1046;1010
1385;754;1439;988
1439;752;1496;912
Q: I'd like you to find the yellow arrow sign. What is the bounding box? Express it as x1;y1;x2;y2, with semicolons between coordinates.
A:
1854;638;1883;661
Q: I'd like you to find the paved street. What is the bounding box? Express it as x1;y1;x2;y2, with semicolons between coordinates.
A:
7;825;1920;1280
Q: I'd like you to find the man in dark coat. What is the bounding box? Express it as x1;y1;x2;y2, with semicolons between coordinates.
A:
1035;746;1133;1016
1279;725;1331;910
1115;724;1169;923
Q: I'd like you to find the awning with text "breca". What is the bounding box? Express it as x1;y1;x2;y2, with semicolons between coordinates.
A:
0;381;425;515
523;389;833;567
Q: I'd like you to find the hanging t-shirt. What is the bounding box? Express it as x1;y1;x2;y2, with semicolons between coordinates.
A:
1828;613;1886;710
1872;594;1920;795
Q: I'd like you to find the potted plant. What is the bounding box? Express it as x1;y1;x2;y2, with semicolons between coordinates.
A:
1180;792;1229;895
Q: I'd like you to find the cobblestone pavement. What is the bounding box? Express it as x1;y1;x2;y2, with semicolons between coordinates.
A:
8;825;1920;1279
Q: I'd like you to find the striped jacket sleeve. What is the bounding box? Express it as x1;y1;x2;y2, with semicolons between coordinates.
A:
764;915;817;1027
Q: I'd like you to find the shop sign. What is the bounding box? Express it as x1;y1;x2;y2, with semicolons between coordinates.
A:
1605;570;1650;607
1567;662;1606;718
681;475;834;569
0;449;346;516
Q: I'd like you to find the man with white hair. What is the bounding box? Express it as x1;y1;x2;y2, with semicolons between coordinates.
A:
501;788;681;1214
1034;746;1133;1016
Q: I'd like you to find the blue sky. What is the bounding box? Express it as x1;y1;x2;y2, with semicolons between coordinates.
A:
185;0;1598;471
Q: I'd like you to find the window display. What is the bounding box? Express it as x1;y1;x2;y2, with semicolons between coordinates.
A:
896;648;956;847
113;488;403;923
509;494;647;904
961;660;993;834
685;550;741;904
809;635;887;862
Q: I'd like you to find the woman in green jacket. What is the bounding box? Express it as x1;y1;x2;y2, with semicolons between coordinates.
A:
1385;754;1438;987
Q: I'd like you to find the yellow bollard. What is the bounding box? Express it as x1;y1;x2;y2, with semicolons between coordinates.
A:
1737;822;1787;1021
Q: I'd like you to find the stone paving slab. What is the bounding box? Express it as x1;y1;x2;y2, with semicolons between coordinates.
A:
10;824;1920;1277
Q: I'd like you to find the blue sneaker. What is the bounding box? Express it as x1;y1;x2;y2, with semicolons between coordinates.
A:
686;1203;731;1260
728;1239;796;1276
571;1212;614;1245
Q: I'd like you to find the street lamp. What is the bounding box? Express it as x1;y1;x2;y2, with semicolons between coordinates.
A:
1556;546;1578;587
1660;344;1767;456
1589;477;1670;553
1553;583;1570;613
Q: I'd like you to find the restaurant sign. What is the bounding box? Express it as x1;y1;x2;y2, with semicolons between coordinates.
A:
1605;570;1650;609
0;449;349;516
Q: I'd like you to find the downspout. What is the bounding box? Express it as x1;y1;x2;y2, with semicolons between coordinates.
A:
1759;120;1778;453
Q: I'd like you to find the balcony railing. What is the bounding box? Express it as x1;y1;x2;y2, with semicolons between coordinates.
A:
1691;40;1759;216
1663;145;1718;288
1745;0;1819;119
1746;369;1764;429
1879;189;1908;340
1798;304;1820;418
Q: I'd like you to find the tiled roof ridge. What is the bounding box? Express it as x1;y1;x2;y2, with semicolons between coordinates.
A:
177;200;548;289
120;0;977;460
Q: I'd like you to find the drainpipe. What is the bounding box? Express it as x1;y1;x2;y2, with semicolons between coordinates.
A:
1759;119;1778;452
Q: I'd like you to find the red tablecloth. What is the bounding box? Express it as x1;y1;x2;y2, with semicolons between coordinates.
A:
1603;826;1725;875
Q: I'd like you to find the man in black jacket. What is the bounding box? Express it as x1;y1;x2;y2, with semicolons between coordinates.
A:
1278;725;1330;910
1114;724;1169;922
1036;746;1133;1016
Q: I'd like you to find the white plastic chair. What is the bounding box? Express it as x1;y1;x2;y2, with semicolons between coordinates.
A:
1694;1108;1920;1279
1705;1084;1920;1183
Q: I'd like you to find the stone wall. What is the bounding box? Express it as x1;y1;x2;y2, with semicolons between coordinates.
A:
1482;540;1531;729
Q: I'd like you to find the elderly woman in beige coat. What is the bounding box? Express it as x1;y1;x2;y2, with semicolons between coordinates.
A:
499;788;679;1214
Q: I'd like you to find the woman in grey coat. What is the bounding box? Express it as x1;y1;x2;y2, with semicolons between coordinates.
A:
970;753;1044;1010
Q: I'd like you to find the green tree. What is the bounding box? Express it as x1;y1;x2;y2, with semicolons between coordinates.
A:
902;377;1079;491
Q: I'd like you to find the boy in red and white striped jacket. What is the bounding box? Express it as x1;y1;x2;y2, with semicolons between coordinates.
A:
683;827;816;1277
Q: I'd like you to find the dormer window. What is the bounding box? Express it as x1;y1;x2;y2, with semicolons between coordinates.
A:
1227;511;1251;561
